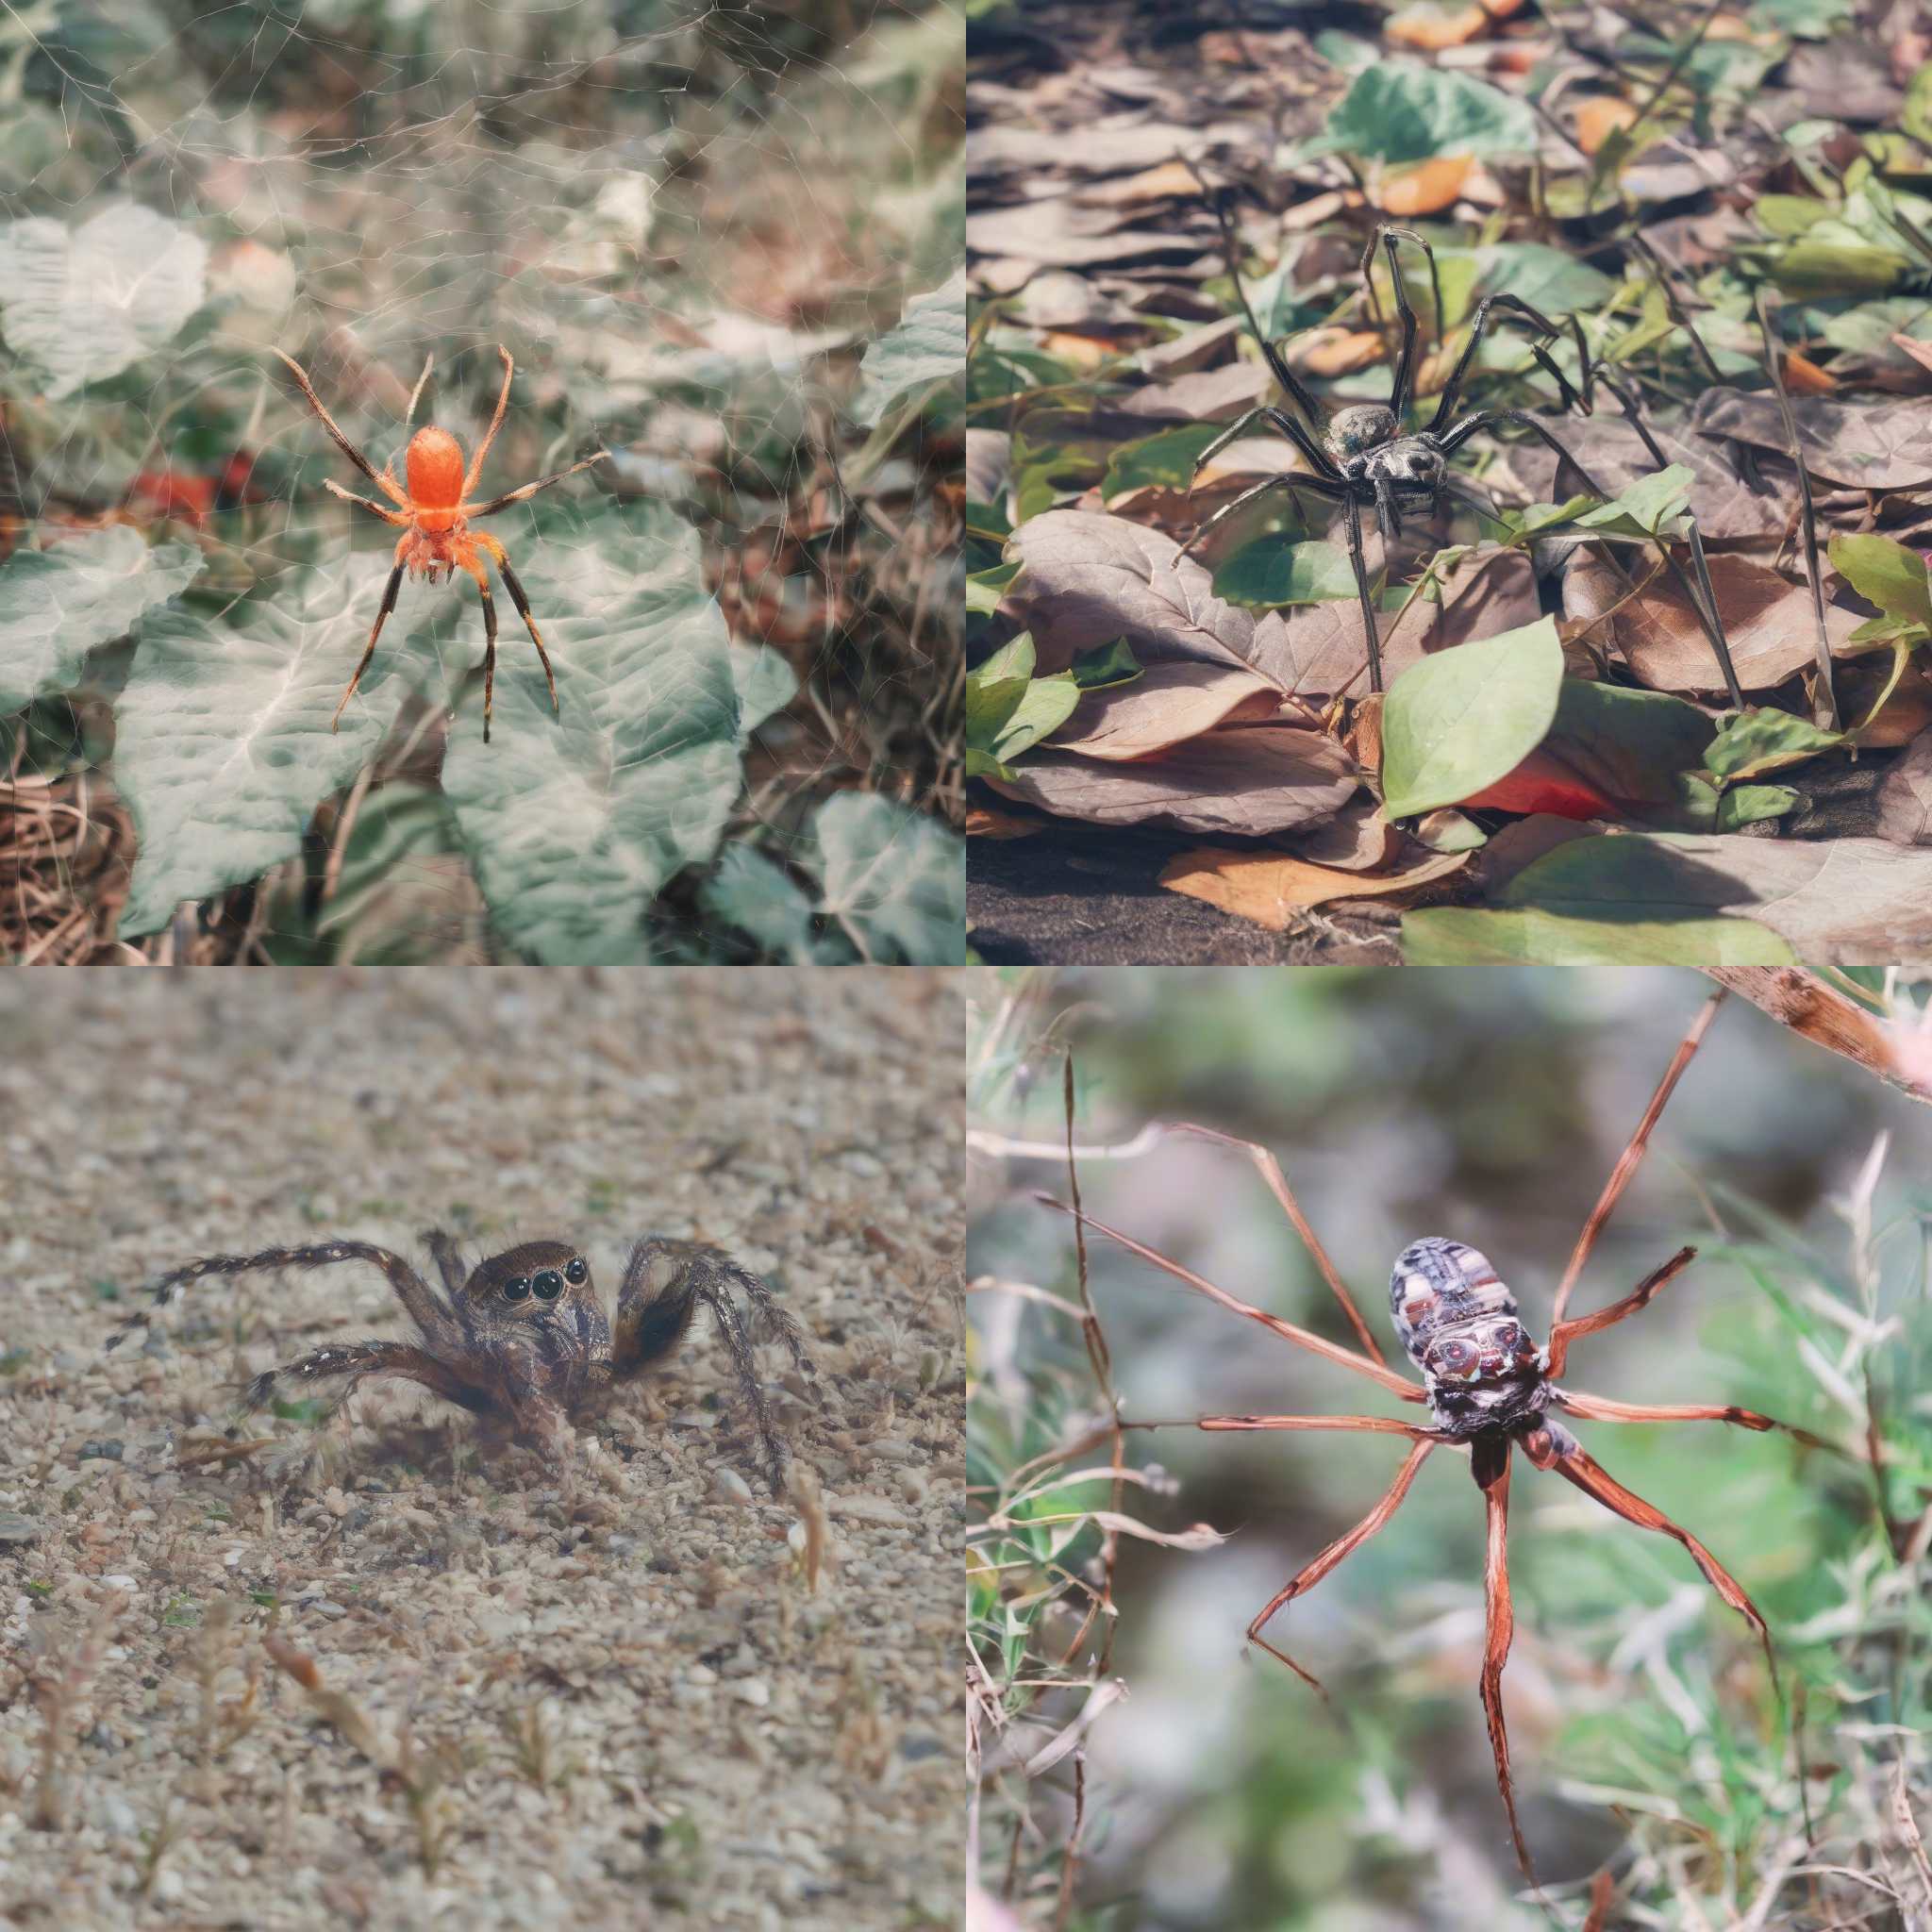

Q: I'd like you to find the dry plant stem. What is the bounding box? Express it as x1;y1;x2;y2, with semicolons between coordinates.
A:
30;1597;125;1831
1548;987;1725;1330
1031;1192;1425;1401
1754;287;1840;729
1703;972;1932;1105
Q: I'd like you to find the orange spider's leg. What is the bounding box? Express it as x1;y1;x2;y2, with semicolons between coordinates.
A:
474;530;559;716
333;533;410;733
1243;1437;1435;1691
404;353;434;427
1474;1437;1538;1890
459;554;500;744
321;478;409;525
273;348;408;508
463;450;611;519
464;345;515;496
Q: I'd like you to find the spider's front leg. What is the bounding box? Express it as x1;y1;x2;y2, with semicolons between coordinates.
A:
1472;1434;1537;1888
611;1238;821;1497
234;1339;484;1429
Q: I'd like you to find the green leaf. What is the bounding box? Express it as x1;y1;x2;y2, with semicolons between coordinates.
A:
1573;464;1694;539
441;502;794;964
1379;617;1564;819
974;634;1037;687
1827;531;1932;629
0;202;208;398
852;269;965;425
967;559;1020;616
1308;63;1538;166
1716;784;1801;832
1772;241;1909;295
1070;639;1141;689
114;566;419;939
1905;60;1932;145
1403;904;1794;963
0;527;201;714
1101;422;1226;501
698;845;828;964
1214;538;1358;608
1702;708;1842;782
1474;243;1616;319
808;791;964;964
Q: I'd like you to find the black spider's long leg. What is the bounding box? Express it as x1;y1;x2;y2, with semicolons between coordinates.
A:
1342;490;1385;694
1473;1436;1538;1890
494;559;560;716
332;562;405;735
1373;475;1403;545
1440;475;1509;530
1364;226;1425;422
104;1241;458;1354
612;1239;820;1496
474;568;500;744
1192;406;1337;491
233;1339;486;1428
1244;1438;1436;1690
1179;469;1352;559
1211;194;1342;479
1436;408;1610;495
1429;294;1583;433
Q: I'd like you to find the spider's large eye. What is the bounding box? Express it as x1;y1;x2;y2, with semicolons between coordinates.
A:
564;1257;588;1286
532;1269;564;1301
504;1276;531;1303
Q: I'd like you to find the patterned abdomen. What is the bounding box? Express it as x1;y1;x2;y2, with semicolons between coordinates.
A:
1390;1238;1549;1438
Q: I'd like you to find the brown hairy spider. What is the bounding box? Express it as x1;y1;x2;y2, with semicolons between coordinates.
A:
105;1231;820;1495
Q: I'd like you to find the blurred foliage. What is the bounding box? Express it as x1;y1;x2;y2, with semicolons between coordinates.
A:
969;967;1932;1930
0;0;963;962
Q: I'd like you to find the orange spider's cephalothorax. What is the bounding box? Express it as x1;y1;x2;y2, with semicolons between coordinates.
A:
406;425;466;519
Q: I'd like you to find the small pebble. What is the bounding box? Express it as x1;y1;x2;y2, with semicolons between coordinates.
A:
734;1678;771;1708
78;1439;125;1461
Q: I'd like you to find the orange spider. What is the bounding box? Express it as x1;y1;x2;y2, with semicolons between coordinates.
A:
273;344;610;742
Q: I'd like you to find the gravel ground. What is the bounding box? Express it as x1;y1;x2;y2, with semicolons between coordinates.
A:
0;970;962;1931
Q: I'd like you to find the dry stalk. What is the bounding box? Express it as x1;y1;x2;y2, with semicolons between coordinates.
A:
29;1595;126;1831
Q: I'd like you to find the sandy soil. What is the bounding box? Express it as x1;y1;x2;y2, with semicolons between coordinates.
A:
0;970;962;1931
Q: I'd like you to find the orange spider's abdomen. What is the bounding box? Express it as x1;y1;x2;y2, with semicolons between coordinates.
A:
406;425;465;510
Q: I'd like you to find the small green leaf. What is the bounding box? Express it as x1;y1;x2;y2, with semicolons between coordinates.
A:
1380;617;1565;819
853;269;965;425
1308;63;1538;166
698;846;828;964
1573;465;1694;539
1717;784;1801;831
1403;904;1794;964
1827;531;1932;629
1703;708;1842;783
809;792;963;964
1214;539;1358;608
1070;639;1141;689
1101;422;1225;500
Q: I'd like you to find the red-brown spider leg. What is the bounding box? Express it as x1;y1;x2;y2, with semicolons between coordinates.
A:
1473;1437;1538;1888
1246;1437;1436;1691
273;348;408;506
421;1229;467;1296
320;479;408;525
1164;1124;1391;1367
1548;988;1725;1331
332;553;408;733
489;551;560;716
463;450;612;520
463;345;515;496
1545;1245;1697;1377
1191;1414;1438;1438
235;1339;480;1425
1549;1439;1776;1690
1554;1387;1844;1457
1032;1194;1425;1401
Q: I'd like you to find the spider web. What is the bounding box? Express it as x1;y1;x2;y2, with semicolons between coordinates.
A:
0;0;964;962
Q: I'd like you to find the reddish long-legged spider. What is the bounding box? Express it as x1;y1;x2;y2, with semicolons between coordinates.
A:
1039;989;1838;1888
273;344;610;742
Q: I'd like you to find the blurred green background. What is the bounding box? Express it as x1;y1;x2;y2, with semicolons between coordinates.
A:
0;0;962;962
969;968;1932;1930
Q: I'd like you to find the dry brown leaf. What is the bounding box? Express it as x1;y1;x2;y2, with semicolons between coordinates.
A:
1783;350;1838;394
1050;662;1283;759
1073;159;1213;208
1158;843;1470;928
1037;330;1117;371
1377;156;1474;215
1285;796;1399;870
966;805;1044;839
1291;327;1388;376
1388;5;1491;52
1576;97;1640;156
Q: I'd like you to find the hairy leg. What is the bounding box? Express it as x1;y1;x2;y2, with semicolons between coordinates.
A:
464;346;515;496
332;540;410;733
404;353;434;428
461;557;500;742
465;451;610;520
1180;470;1349;560
236;1338;482;1424
1245;1437;1436;1689
107;1240;457;1353
422;1230;466;1297
1343;490;1383;693
1364;225;1424;422
472;536;559;715
322;478;409;525
273;349;408;506
1032;1193;1424;1401
612;1238;821;1495
1429;293;1582;431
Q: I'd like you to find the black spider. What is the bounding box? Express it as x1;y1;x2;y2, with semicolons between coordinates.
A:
1184;202;1742;705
